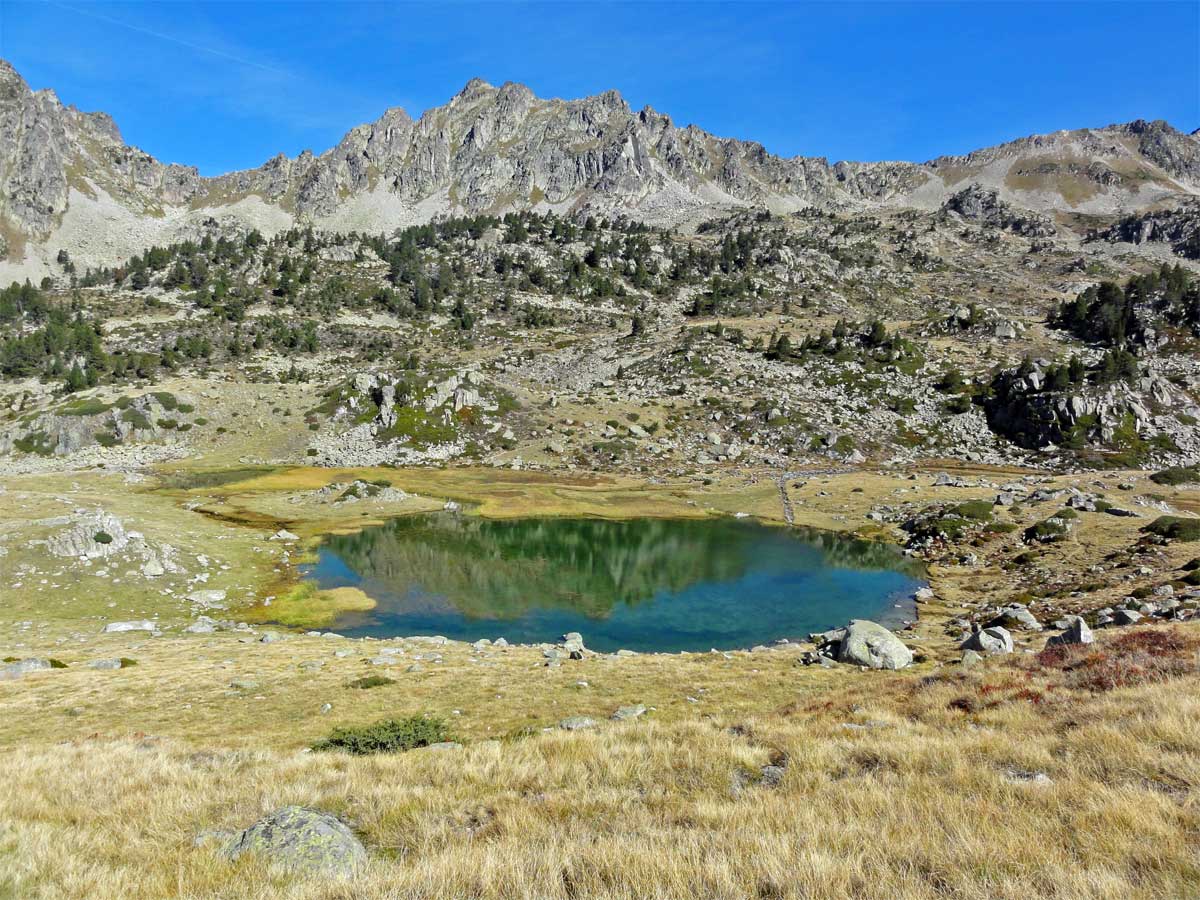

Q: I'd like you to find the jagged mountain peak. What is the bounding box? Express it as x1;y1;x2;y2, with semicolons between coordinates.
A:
452;76;495;101
0;57;1197;281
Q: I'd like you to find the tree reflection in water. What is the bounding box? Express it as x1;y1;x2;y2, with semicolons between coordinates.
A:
305;513;926;652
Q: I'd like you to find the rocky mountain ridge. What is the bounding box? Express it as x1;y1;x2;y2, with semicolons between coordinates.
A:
1;58;1198;280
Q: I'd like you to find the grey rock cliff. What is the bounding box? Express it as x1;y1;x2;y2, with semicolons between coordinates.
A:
2;58;1198;275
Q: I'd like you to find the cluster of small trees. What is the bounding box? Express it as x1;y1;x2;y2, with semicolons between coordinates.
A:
765;319;914;363
0;279;325;392
1053;265;1198;349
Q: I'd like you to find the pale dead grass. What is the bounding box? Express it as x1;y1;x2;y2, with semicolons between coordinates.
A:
1;638;1197;899
2;466;1199;897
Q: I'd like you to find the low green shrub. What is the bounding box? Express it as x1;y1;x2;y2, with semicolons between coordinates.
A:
1025;518;1069;543
952;500;994;521
1142;517;1200;542
348;675;395;690
312;714;452;755
1149;466;1200;487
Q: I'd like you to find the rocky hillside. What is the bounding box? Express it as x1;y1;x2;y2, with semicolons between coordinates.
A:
2;58;1198;280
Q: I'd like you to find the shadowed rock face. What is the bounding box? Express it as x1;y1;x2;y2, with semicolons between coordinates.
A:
1;57;1198;270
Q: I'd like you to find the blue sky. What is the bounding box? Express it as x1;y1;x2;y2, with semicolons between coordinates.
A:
2;1;1197;176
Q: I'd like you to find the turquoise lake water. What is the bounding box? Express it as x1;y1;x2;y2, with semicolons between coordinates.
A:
302;513;925;652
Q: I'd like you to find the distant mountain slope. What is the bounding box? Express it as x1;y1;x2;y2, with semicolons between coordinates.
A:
1;58;1197;279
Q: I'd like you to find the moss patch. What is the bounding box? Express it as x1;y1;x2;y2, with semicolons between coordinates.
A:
246;584;375;629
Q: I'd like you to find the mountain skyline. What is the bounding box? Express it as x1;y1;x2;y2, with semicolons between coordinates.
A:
2;55;1198;283
5;1;1197;176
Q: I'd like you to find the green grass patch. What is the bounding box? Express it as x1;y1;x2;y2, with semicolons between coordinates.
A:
14;431;55;456
120;408;152;430
150;391;179;411
56;398;112;417
951;500;994;521
1025;518;1070;543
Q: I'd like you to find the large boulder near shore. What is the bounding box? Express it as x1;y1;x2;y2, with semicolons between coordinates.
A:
822;620;913;670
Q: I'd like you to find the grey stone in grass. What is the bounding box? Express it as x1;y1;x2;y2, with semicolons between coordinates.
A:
1004;768;1053;786
102;620;157;634
961;626;1013;655
830;620;914;670
986;605;1042;631
611;704;646;721
0;658;53;680
559;716;597;731
1044;616;1093;648
215;806;366;877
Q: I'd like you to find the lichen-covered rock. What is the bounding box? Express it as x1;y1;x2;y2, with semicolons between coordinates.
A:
559;716;598;730
219;806;366;877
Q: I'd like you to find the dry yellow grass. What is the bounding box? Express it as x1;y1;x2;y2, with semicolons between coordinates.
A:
2;464;1199;898
1;631;1198;899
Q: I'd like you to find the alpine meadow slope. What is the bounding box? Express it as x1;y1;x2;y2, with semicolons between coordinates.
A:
3;53;1200;900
